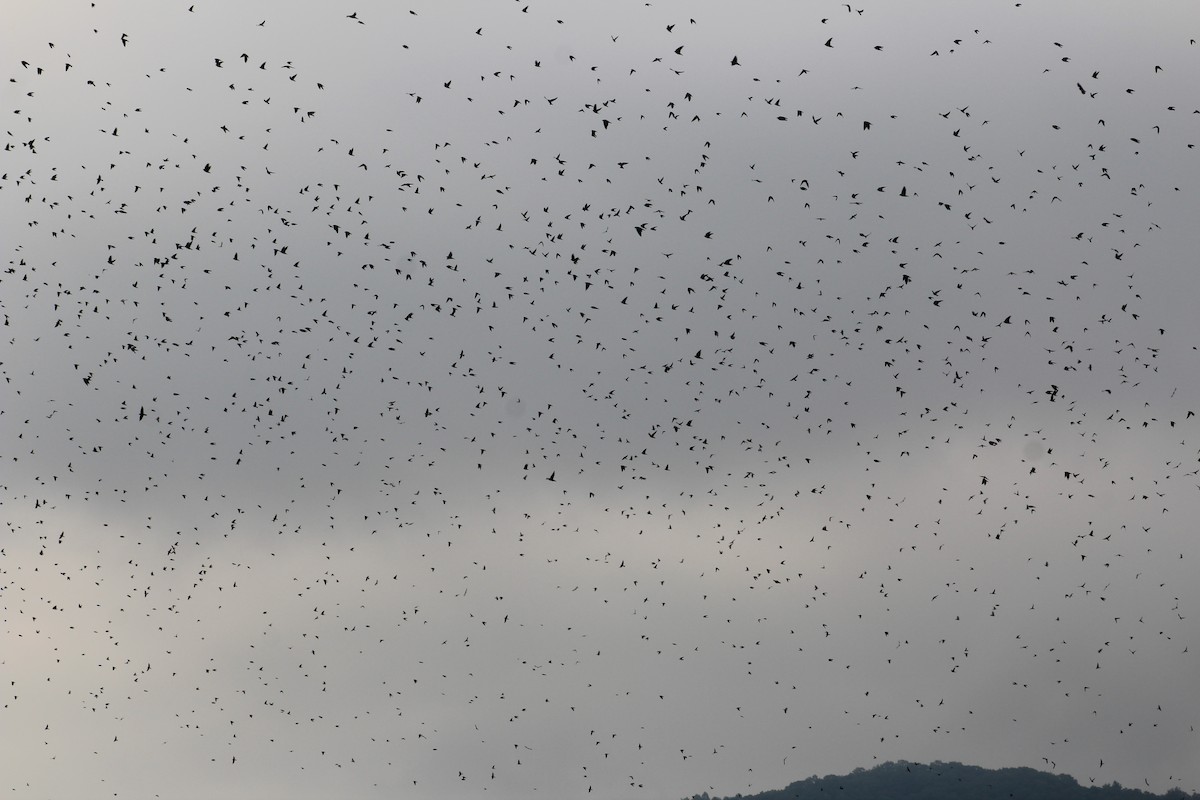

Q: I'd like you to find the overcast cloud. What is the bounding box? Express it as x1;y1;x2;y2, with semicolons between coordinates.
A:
3;1;1200;798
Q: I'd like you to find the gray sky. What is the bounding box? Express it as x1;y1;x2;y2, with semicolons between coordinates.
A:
3;1;1200;798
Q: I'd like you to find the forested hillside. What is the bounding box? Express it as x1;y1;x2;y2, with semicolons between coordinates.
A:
687;762;1199;800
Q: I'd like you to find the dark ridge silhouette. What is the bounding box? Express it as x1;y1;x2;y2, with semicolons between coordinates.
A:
685;762;1199;800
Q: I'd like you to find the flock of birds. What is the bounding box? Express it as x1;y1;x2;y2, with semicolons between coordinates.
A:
3;1;1199;798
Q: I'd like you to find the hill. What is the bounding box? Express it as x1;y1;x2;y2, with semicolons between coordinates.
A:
685;761;1199;800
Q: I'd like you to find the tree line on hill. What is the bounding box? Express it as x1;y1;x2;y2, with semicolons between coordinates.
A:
684;761;1200;800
